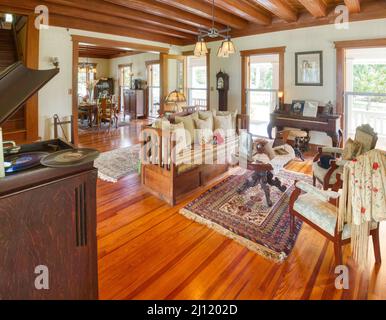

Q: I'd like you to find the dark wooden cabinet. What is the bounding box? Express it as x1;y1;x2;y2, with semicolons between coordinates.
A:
0;167;98;300
123;89;145;120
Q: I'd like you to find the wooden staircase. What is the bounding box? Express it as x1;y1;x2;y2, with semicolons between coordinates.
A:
0;29;18;72
0;27;27;142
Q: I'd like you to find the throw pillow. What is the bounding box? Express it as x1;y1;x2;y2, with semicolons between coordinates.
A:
342;138;363;160
198;111;214;131
214;114;234;138
263;142;276;160
194;118;213;145
174;113;198;145
215;110;238;130
170;122;187;155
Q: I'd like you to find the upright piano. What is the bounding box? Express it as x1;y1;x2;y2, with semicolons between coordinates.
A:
268;105;343;147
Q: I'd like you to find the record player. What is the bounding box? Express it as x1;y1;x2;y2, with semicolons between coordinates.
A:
0;62;99;299
0;62;99;195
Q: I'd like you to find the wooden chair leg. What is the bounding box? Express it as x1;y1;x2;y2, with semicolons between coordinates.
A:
334;240;343;266
313;175;316;186
372;228;382;264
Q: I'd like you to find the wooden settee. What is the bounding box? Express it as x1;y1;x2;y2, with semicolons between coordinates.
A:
141;111;249;206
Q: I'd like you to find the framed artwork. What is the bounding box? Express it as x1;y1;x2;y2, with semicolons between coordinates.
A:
303;100;319;118
291;100;305;115
295;51;323;86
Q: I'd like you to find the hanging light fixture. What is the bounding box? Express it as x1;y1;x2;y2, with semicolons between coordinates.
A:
194;0;236;58
194;38;208;57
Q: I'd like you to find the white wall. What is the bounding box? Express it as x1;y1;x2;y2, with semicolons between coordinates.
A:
183;18;386;145
38;26;174;140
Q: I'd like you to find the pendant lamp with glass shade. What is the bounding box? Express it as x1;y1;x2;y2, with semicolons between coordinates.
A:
193;0;236;58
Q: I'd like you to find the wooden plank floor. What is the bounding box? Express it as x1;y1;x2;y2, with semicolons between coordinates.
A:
79;120;386;300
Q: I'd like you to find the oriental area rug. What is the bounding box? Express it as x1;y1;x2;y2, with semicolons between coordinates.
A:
94;144;140;183
180;169;312;262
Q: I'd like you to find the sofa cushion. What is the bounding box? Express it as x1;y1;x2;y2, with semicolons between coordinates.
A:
214;114;234;138
198;111;214;131
175;112;199;145
194;117;213;145
215;110;238;130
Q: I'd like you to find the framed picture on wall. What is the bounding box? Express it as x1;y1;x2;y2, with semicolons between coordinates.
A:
295;51;323;86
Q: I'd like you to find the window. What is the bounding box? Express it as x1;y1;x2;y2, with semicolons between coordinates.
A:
78;64;96;98
247;54;280;137
345;48;386;148
147;62;160;118
119;64;133;88
187;55;207;108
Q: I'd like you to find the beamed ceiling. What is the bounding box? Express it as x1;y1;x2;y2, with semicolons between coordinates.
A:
78;44;144;59
1;0;386;46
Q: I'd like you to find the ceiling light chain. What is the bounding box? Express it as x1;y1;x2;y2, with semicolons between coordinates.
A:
194;0;236;58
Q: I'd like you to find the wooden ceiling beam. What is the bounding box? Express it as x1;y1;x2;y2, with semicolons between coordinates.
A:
71;35;170;53
45;0;199;35
105;0;226;30
344;0;361;13
207;0;271;25
250;0;297;22
51;14;185;46
5;0;194;41
297;0;327;18
155;0;248;29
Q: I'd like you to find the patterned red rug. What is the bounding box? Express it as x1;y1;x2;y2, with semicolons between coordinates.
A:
180;169;312;262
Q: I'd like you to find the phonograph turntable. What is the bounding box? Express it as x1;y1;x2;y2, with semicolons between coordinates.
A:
0;62;99;300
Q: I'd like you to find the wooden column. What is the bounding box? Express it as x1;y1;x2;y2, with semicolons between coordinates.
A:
72;39;79;146
25;14;39;142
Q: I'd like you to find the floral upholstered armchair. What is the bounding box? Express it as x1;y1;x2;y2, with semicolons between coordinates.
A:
312;124;378;190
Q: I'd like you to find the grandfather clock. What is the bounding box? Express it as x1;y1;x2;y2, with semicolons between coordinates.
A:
216;71;229;111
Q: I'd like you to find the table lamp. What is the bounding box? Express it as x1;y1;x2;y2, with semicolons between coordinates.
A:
165;90;186;113
277;91;284;112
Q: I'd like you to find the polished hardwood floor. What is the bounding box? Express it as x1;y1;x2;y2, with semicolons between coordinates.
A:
79;121;386;300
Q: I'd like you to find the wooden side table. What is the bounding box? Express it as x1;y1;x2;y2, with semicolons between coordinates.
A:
238;160;287;207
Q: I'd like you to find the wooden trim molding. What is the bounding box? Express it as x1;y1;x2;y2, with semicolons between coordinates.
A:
241;46;286;114
334;38;386;49
240;46;286;57
145;60;160;67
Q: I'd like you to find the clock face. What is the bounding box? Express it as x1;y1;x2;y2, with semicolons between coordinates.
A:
217;77;224;89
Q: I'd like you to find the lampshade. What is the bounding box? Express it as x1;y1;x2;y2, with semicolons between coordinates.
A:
165;90;186;103
217;39;235;58
194;39;208;57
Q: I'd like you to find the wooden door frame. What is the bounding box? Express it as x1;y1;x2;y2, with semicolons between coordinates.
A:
145;60;160;118
334;38;386;130
0;9;39;142
159;53;186;115
240;46;286;115
71;35;169;145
